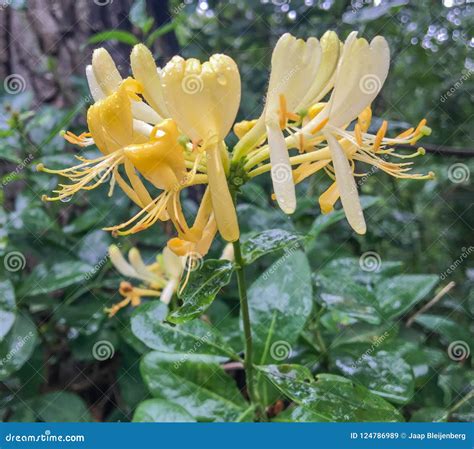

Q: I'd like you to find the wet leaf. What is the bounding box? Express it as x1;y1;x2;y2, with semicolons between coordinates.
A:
167;259;234;324
241;229;304;264
131;301;237;360
258;365;403;422
133;399;195;422
141;351;249;422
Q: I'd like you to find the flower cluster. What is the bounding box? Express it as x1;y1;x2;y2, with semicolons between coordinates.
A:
39;30;433;276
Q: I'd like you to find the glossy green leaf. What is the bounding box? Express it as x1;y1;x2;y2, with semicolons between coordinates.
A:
248;250;313;363
258;365;403;422
0;313;37;380
0;279;16;340
141;351;249;422
18;260;92;297
331;345;415;404
410;407;448;422
375;274;439;320
133;399;195;422
35;391;92;422
248;251;313;405
241;229;304;264
168;259;234;324
88;30;139;46
316;273;381;328
273;405;330;422
131;301;237;360
413;314;471;343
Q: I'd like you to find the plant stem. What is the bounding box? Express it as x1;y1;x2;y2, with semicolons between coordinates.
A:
232;236;258;405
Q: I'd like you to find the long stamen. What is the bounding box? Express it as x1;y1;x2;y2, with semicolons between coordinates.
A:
40;152;124;201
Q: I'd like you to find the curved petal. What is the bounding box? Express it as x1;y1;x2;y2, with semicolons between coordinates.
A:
267;123;296;214
325;132;366;234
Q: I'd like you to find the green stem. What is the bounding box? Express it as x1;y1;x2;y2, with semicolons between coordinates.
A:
232;236;258;405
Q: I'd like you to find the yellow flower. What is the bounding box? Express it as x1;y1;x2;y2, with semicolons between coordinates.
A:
106;245;183;316
160;54;241;242
243;31;433;234
233;31;340;213
38;77;153;206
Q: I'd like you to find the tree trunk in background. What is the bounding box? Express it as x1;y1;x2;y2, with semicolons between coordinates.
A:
0;0;133;107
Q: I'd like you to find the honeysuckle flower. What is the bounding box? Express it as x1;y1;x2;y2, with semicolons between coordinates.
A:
233;31;340;213
38;77;155;207
160;54;241;242
242;31;433;235
106;245;183;316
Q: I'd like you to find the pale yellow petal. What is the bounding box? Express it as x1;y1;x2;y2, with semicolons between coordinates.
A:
325;132;366;234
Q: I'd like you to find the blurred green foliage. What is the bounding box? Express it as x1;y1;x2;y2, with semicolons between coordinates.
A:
0;0;472;422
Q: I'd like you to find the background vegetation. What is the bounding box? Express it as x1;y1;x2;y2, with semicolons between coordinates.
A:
0;0;472;422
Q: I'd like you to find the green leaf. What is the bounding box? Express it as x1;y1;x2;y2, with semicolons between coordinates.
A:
0;279;16;340
35;392;92;422
141;351;248;422
248;250;313;405
413;314;472;343
258;365;403;422
18;260;92;297
375;275;439;320
133;399;196;422
0;313;37;380
309;196;379;239
241;229;304;264
131;301;237;360
331;345;415;404
168;259;234;324
273;404;330;422
145;21;178;47
249;250;313;363
410;407;448;422
316;273;380;328
88;30;140;46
